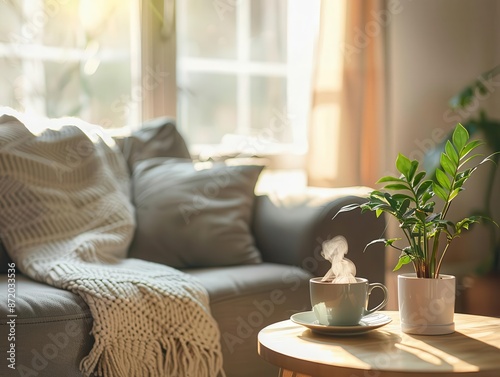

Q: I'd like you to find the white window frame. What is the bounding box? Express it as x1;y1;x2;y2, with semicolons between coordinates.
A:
139;0;177;125
175;0;320;167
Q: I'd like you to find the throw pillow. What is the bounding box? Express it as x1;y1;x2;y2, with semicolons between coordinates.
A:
115;117;192;173
129;158;264;268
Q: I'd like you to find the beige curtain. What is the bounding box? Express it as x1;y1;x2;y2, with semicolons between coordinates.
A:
307;0;387;188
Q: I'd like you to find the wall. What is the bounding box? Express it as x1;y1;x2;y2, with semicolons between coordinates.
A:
385;0;500;309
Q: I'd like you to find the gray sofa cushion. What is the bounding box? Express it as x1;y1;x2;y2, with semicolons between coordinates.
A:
0;275;93;376
129;158;264;268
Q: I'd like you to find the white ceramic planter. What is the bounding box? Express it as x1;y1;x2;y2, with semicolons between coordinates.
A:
398;273;456;335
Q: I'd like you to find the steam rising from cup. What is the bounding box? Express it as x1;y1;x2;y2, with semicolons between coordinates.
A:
320;236;357;283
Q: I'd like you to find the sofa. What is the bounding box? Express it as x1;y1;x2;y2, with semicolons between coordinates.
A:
0;117;386;377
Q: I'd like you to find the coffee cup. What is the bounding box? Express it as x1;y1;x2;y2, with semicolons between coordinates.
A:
310;277;388;326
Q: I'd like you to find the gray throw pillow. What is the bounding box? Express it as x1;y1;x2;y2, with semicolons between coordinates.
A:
128;158;264;268
115;117;192;173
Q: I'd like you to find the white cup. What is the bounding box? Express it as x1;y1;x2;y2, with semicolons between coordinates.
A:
310;277;388;326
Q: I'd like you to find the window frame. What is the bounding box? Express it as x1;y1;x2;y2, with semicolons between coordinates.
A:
174;0;320;167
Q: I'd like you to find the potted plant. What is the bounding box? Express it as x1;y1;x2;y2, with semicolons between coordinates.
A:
337;123;497;335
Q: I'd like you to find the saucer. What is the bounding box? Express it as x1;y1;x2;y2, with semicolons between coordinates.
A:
290;311;392;336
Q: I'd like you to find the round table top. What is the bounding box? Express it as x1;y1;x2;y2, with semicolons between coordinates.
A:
257;311;500;377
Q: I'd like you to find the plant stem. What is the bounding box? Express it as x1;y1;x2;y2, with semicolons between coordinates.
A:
422;219;429;275
430;233;439;277
435;241;452;278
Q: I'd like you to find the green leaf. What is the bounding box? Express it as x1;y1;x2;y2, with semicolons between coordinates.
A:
448;188;460;202
421;191;434;204
458;154;482;169
363;199;386;208
383;183;411;191
366;200;387;209
398;198;411;216
384;193;399;211
435;168;451;190
479;152;500;166
360;206;374;214
421;202;435;212
416;180;433;199
363;238;398;252
393;254;412;271
461;139;483;158
452;123;469;152
401;217;418;225
455;217;482;233
408;160;419;181
367;203;392;211
369;190;387;199
426;213;441;222
332;204;360;220
412;171;426;187
440;153;457;176
433;182;449;202
365;203;390;213
453;176;468;190
445;140;459;165
367;194;387;203
415;209;427;222
377;176;405;183
396;153;412;179
392;193;416;203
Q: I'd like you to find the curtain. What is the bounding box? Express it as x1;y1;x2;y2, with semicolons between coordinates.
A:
307;0;387;188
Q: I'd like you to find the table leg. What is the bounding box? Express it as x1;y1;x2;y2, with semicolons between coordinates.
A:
279;369;312;377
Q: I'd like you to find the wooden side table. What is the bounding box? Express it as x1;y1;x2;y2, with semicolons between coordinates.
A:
258;311;500;377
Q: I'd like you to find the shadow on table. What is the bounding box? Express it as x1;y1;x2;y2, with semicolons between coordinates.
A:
414;329;500;373
298;328;458;373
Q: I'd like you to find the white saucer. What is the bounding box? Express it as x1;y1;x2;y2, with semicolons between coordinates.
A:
290;311;392;336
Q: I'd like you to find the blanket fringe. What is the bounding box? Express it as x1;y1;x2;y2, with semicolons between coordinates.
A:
80;337;224;377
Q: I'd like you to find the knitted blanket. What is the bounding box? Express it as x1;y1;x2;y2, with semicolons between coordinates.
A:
0;110;224;377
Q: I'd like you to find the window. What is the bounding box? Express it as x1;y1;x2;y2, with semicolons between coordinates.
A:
0;0;320;161
177;0;320;160
0;0;139;133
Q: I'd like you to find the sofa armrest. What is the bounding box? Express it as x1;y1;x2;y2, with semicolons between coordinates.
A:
251;187;386;285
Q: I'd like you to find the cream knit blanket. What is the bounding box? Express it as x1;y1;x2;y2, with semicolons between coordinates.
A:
0;110;224;377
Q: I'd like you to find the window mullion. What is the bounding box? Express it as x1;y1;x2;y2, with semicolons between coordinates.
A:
140;0;177;121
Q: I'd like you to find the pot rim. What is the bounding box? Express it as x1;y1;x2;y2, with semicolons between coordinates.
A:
398;273;455;280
